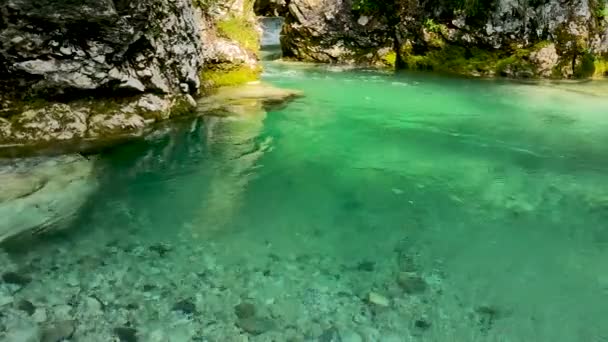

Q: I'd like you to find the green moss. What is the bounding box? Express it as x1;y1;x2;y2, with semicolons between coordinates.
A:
202;65;261;88
381;51;397;67
397;40;563;78
217;17;260;53
573;52;597;78
400;45;502;76
169;97;196;118
424;19;444;33
593;57;608;77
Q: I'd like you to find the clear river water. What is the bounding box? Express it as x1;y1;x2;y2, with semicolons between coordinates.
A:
2;52;608;341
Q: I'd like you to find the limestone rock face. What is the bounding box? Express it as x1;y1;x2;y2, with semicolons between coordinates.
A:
280;0;394;65
277;0;608;78
0;0;204;96
255;0;289;16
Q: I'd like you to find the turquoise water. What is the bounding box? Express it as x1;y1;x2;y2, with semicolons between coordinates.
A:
3;60;608;341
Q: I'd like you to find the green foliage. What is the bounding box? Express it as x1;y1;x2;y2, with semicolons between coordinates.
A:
573;52;597;78
424;19;443;33
594;57;608;77
217;17;260;52
595;5;608;20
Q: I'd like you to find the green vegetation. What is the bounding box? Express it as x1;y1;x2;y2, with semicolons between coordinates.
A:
573;52;597;78
593;57;608;77
380;51;397;67
217;17;260;53
202;65;261;88
400;44;502;75
399;40;559;78
423;19;444;34
593;0;608;21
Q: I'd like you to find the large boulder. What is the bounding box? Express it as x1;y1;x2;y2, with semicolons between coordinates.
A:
0;154;97;244
0;0;203;97
0;0;262;153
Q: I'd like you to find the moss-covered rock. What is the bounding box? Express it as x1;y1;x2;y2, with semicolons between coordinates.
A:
277;0;608;79
217;16;261;53
198;0;262;89
202;65;262;88
0;94;196;150
594;57;608;77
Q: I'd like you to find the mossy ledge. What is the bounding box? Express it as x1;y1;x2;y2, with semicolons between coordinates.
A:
397;37;607;80
202;65;262;89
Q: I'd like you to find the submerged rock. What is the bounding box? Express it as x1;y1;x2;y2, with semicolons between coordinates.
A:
356;260;375;272
197;82;303;114
234;302;256;319
367;292;390;307
236;316;276;335
15;299;36;316
319;326;341;342
3;324;40;342
0;154;97;244
41;320;75;342
397;273;427;294
172;299;197;315
2;272;32;286
114;327;138;342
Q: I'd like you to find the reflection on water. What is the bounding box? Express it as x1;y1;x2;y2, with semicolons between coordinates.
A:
1;61;608;341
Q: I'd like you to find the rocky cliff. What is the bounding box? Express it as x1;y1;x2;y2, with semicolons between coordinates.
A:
0;0;260;152
275;0;608;78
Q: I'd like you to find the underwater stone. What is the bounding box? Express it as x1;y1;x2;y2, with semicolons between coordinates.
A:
0;155;97;243
2;271;32;286
356;260;375;272
149;243;172;257
3;324;40;342
475;305;501;332
340;329;363;342
41;320;75;342
114;327;138;342
234;302;256;319
172;299;196;315
16;299;36;315
236;316;276;335
318;326;341;342
367;292;390;307
397;273;427;294
84;296;103;315
414;319;432;330
32;308;47;323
